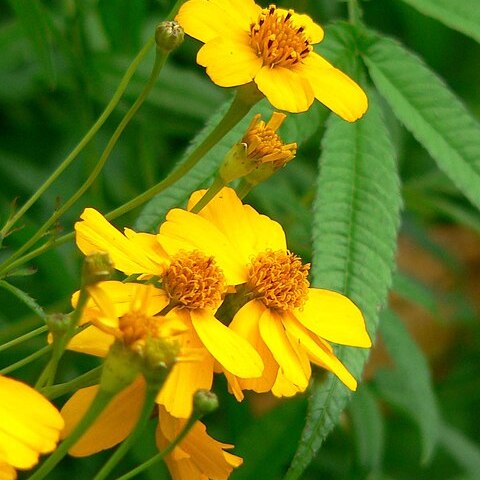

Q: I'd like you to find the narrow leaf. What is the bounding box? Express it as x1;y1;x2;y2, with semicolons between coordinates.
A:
362;32;480;211
7;0;55;86
399;0;480;44
0;280;46;320
285;89;401;479
376;310;441;462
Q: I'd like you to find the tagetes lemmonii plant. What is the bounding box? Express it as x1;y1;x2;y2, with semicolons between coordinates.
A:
0;376;64;480
176;0;368;117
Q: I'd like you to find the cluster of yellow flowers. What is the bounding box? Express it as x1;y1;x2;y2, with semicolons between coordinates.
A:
1;0;370;478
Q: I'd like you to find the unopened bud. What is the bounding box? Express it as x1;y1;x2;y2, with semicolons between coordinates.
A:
140;337;179;389
155;21;184;52
46;313;71;339
192;389;219;417
82;251;113;286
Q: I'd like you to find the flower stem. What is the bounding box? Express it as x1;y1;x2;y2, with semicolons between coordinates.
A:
28;389;114;480
189;176;225;213
0;46;168;279
236;178;253;199
348;0;362;25
92;385;159;480
0;325;47;352
114;412;202;480
41;365;103;399
0;345;51;375
0;36;156;244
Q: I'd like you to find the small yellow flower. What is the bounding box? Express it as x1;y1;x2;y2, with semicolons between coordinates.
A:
181;188;372;398
176;0;368;117
156;406;242;480
0;375;64;479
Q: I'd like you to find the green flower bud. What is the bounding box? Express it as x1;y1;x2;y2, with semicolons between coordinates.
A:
82;251;113;286
155;20;184;52
192;389;219;417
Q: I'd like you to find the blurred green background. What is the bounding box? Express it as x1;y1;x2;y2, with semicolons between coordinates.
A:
1;0;480;479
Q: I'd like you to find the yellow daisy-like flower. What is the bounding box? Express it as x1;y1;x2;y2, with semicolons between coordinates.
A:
73;212;264;417
0;375;64;479
169;187;372;398
176;0;368;117
156;406;242;480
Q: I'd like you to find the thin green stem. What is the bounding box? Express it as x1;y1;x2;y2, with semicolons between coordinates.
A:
0;37;156;243
0;345;51;375
0;325;47;352
93;385;159;480
347;0;361;25
0;46;167;279
41;365;103;399
28;389;114;480
189;176;225;213
236;179;253;199
115;413;201;480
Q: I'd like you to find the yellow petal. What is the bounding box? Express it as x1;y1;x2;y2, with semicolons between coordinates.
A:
157;407;242;480
0;376;64;469
176;0;258;43
283;315;357;390
75;208;162;276
124;229;170;271
158;317;214;418
0;462;16;480
295;288;371;347
254;65;314;113
230;300;278;393
276;8;324;43
188;187;287;263
67;325;113;357
158;208;247;285
197;34;262;87
271;369;303;397
258;309;308;389
300;52;368;122
191;310;263;378
61;378;144;457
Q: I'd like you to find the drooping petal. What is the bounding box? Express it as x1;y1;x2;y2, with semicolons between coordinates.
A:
275;8;324;43
197;34;262;87
157;407;242;480
254;65;314;113
191;310;263;378
0;376;64;469
158;208;247;284
230;300;278;393
67;325;114;357
0;461;15;480
271;369;303;397
258;309;308;390
295;288;371;347
75;208;162;276
176;0;257;43
61;378;145;457
299;52;368;122
283;314;357;390
187;187;287;265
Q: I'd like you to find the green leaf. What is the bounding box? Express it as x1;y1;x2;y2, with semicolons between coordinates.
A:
135;99;320;231
0;280;46;320
362;32;480;212
440;422;480;478
376;310;441;463
7;0;55;86
392;271;439;316
348;385;384;472
398;0;480;44
284;90;401;479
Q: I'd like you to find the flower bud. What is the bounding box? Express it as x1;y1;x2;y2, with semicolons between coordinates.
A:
155;20;184;52
82;251;113;286
192;389;219;417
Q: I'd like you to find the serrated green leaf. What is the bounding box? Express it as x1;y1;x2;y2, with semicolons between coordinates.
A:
135;98;320;231
0;280;46;320
284;90;401;480
7;0;55;86
349;385;384;472
440;422;480;478
362;32;480;211
376;310;440;462
398;0;480;44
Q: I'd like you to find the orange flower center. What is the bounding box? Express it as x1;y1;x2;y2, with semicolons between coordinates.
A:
119;311;160;347
249;5;312;68
163;251;226;310
247;250;310;310
242;113;297;166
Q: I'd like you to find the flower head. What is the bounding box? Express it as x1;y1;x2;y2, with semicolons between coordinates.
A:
0;375;64;479
181;187;372;398
176;0;367;117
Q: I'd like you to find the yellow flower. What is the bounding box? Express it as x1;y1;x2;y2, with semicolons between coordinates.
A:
156;407;242;480
176;0;368;117
73;209;264;417
173;188;372;398
0;375;64;479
